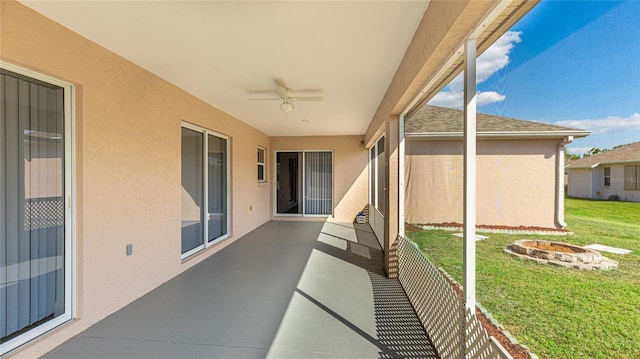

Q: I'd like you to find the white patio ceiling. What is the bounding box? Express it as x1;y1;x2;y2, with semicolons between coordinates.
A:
20;1;429;137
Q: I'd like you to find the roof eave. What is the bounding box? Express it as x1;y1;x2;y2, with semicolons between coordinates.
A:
406;130;591;140
565;162;601;169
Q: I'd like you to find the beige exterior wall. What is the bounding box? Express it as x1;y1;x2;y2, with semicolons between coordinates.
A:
270;136;368;223
1;2;271;357
567;168;593;199
569;164;640;202
405;138;561;229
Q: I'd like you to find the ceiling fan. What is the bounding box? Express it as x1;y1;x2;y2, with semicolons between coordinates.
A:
250;85;323;113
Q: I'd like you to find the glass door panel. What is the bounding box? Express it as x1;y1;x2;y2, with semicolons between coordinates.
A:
304;152;333;215
276;152;301;214
180;128;204;255
1;71;65;342
207;134;227;242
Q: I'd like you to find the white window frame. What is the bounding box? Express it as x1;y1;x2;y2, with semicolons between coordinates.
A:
180;122;231;260
369;134;385;211
603;167;611;187
0;62;76;356
257;146;266;183
369;145;376;207
273;150;334;218
624;165;639;191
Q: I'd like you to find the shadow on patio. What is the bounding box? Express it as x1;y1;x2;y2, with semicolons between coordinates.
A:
44;221;435;359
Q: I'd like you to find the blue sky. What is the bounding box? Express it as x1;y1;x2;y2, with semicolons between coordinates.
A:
429;0;640;155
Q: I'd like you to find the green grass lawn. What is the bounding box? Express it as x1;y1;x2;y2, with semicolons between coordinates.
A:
406;197;640;359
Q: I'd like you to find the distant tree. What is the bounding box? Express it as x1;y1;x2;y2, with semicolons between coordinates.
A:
565;153;581;161
587;147;605;156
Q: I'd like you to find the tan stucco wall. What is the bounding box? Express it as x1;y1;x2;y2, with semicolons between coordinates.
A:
270;136;368;223
1;2;270;357
405;138;560;228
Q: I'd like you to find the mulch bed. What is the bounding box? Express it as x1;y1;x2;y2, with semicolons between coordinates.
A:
405;223;423;232
417;222;569;233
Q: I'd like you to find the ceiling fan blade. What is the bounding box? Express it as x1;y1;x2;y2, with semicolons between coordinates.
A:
246;89;278;94
292;88;323;93
273;78;287;89
249;98;281;101
293;96;323;102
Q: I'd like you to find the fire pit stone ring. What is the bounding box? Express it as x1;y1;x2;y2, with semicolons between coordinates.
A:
504;239;618;270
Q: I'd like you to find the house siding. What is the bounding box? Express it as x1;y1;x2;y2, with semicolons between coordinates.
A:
405;138;561;229
567;168;593;199
569;163;640;202
1;2;270;357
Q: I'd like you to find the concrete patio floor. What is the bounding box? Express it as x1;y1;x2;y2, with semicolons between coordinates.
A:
43;221;436;358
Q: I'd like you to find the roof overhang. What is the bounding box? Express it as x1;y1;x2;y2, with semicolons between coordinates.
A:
406;130;591;140
365;0;540;145
567;159;640;169
565;163;600;169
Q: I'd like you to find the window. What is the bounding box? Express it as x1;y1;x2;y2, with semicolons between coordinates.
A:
181;123;230;258
376;137;386;216
1;66;74;355
624;165;639;190
370;146;376;207
604;167;611;187
369;136;386;216
275;151;333;216
257;146;266;182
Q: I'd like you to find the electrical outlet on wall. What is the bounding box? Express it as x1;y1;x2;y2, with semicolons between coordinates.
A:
126;244;133;256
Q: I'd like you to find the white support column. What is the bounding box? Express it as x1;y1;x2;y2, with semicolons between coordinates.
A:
398;115;405;237
463;38;477;314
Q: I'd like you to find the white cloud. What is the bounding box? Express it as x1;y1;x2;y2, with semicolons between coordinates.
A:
477;91;506;107
429;31;522;109
565;147;592;156
556;113;640;134
430;90;506;108
429;90;463;108
476;31;522;83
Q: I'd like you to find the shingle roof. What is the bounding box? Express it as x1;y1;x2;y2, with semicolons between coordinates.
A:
566;142;640;168
406;105;589;137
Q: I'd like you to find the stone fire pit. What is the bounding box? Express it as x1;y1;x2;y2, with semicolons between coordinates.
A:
504;239;617;270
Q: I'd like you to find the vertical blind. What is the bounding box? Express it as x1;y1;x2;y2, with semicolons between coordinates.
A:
304;152;332;215
1;70;65;342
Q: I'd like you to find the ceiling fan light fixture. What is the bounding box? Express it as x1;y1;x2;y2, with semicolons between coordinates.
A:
280;102;294;113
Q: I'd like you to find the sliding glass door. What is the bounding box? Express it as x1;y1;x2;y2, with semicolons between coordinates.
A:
276;151;333;216
181;124;229;258
1;67;72;354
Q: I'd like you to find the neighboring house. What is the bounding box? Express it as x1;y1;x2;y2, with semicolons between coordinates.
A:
566;142;640;202
404;105;590;229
